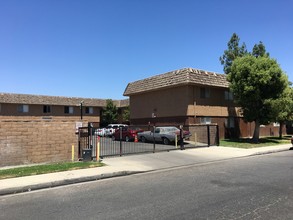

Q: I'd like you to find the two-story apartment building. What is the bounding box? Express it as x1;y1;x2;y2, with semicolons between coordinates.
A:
123;68;281;139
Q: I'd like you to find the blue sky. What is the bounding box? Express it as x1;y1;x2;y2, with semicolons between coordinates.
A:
0;0;292;100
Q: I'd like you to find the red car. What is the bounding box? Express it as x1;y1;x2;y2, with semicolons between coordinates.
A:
112;127;144;142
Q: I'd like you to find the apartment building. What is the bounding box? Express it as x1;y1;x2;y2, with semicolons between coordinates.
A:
123;68;282;139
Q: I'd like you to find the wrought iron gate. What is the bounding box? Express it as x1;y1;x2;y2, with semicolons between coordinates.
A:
78;124;219;160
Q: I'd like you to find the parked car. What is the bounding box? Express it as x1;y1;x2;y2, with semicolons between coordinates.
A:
112;127;144;142
137;126;191;145
104;124;128;137
95;128;107;137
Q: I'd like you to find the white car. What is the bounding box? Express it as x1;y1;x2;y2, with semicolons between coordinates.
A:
105;124;128;137
95;128;107;137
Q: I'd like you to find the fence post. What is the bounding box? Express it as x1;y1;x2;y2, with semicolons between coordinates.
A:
88;122;93;149
72;144;74;162
78;129;81;158
153;126;156;153
216;125;220;146
207;125;211;147
119;127;122;156
96;136;100;161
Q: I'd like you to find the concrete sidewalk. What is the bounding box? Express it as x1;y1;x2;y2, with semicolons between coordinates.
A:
0;144;292;196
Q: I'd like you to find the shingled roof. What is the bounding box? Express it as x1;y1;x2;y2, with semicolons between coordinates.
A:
0;93;129;107
123;68;229;96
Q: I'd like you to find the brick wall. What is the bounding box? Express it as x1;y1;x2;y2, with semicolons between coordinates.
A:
188;125;218;145
0;116;88;167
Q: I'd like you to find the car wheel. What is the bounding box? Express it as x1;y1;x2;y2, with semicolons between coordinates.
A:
141;136;146;143
125;136;130;142
163;138;170;145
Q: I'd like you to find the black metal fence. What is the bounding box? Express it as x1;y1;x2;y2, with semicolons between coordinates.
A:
77;124;219;160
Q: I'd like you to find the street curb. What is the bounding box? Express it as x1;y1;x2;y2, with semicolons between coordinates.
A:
249;147;291;156
0;147;291;196
0;171;144;196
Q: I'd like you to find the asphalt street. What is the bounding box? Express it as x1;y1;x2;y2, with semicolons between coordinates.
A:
1;151;293;220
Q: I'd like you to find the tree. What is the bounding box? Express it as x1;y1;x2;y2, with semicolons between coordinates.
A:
122;106;130;123
252;41;270;58
101;99;118;127
270;86;293;138
228;55;288;142
219;33;248;74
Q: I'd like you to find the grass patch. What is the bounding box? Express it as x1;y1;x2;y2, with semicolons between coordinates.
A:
0;161;105;180
220;136;291;149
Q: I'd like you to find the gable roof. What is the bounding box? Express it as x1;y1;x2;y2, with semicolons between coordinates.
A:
0;93;129;107
123;68;229;96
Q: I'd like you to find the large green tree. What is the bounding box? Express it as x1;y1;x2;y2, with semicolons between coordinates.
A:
219;33;248;74
101;99;118;127
228;55;288;142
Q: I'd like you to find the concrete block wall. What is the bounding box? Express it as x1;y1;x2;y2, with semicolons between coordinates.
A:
188;125;210;144
0;116;87;167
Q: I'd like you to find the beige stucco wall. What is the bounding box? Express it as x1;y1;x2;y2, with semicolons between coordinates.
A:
187;85;231;106
130;86;190;119
187;105;242;117
129;85;239;120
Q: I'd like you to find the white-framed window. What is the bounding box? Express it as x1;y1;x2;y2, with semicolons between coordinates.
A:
17;104;29;113
200;88;210;99
64;106;74;114
200;117;211;124
43;105;51;113
225;117;235;128
224;91;233;100
85;107;94;114
273;122;280;127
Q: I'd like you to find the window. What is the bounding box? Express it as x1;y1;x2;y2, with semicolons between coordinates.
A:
200;117;211;124
200;88;210;98
225;117;235;128
64;106;74;114
273;122;280;127
17;104;29;113
43;105;51;113
85;107;94;114
224;91;233;100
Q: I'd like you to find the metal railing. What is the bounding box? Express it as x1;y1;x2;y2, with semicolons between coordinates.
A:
77;124;219;160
